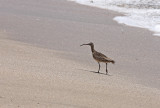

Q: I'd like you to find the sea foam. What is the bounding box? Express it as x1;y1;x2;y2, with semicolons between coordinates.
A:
69;0;160;36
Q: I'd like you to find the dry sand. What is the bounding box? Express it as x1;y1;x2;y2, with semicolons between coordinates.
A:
0;33;160;108
0;0;160;107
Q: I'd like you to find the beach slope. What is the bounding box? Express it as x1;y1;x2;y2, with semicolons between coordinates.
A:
0;35;160;108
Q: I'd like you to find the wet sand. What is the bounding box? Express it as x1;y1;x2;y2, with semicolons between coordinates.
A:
0;0;160;107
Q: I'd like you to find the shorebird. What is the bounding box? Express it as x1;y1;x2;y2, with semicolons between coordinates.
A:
80;42;115;74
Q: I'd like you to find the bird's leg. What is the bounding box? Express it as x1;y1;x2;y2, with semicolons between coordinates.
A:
106;63;108;74
98;62;100;73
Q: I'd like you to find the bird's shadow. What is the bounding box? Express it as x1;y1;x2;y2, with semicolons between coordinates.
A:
78;69;112;76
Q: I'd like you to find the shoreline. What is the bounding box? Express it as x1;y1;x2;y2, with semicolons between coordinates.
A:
69;0;160;36
0;0;160;89
0;0;160;107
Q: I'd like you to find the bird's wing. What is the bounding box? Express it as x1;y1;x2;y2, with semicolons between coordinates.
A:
93;51;113;62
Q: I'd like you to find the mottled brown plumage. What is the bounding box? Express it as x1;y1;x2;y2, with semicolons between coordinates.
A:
80;42;115;74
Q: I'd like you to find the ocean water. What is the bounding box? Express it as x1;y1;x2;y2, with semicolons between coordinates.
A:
69;0;160;36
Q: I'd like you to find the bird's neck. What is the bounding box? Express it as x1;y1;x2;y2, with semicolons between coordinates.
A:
90;45;95;53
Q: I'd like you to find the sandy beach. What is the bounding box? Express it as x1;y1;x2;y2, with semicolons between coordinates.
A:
0;0;160;107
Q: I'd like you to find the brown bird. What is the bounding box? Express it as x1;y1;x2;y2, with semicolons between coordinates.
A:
80;42;115;74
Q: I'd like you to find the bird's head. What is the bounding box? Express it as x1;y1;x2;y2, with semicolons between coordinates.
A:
80;42;94;47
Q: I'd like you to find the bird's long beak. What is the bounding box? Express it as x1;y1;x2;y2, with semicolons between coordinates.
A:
80;44;89;46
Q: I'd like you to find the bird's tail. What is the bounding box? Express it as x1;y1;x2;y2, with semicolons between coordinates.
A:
111;60;115;64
